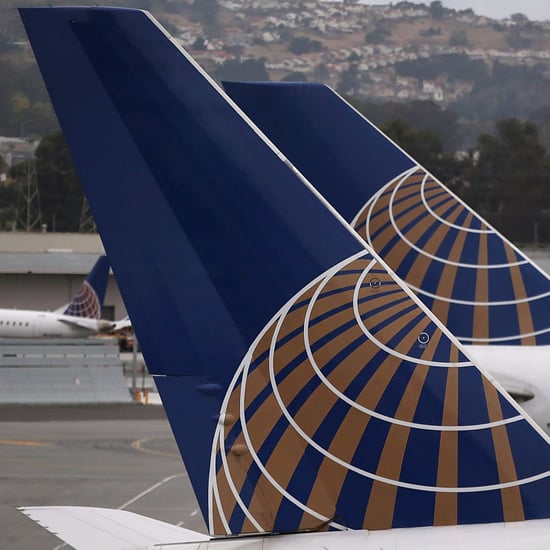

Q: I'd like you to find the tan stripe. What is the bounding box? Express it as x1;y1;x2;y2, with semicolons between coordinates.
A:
424;185;464;220
420;327;443;364
397;202;464;289
319;339;382;404
369;195;431;252
364;480;398;530
307;355;411;529
450;343;460;363
500;486;525;522
504;246;536;345
242;325;278;409
273;285;319;343
245;298;370;461
259;277;353;400
249;338;394;532
365;307;429;357
429;220;471;326
441;367;459;426
307;301;361;349
246;427;310;531
245;359;312;459
299;512;331;532
364;363;430;528
473;232;489;341
247;386;340;527
380;203;437;267
434;491;458;526
482;373;504;424
404;188;464;257
396;365;430;421
240;473;280;531
303;354;406;517
381;194;458;270
362;290;406;316
219;406;257;521
433;368;459;525
212;492;226;535
356;170;428;234
481;377;525;521
306;408;372;519
243;323;365;484
215;438;255;532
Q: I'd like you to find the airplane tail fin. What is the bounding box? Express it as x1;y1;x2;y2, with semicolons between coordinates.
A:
224;82;550;346
61;255;109;319
21;6;550;538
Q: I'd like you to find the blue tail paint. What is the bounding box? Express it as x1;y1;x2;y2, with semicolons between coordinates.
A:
21;7;550;537
224;82;550;346
62;255;109;319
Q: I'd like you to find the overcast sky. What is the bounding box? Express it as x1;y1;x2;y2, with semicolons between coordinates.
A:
358;1;550;21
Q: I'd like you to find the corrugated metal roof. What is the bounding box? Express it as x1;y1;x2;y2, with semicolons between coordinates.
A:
0;252;106;274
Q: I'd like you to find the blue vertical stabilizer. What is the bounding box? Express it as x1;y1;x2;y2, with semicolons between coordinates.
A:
224;82;550;346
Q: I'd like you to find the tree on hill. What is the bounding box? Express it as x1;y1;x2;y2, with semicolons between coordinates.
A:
191;0;219;34
288;36;322;55
395;53;488;83
353;99;461;152
383;118;442;166
429;1;446;20
365;25;391;44
469;118;550;215
0;181;17;231
34;132;84;232
337;63;360;96
381;118;471;188
282;71;308;82
449;30;469;47
460;118;550;242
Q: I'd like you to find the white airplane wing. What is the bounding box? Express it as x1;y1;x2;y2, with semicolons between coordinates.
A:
57;316;114;331
112;317;132;331
19;507;209;550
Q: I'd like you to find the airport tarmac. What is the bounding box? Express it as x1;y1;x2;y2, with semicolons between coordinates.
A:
0;404;207;549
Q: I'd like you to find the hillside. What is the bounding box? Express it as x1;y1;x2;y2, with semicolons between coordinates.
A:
2;0;550;148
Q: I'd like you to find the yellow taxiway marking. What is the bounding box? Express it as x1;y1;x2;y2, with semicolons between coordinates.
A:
0;439;52;447
131;437;179;458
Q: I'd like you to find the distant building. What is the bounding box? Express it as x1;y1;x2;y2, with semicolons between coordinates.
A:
0;232;126;321
0;137;38;167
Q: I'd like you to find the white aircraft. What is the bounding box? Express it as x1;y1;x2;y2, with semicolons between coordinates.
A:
18;6;550;550
0;255;116;338
223;81;550;434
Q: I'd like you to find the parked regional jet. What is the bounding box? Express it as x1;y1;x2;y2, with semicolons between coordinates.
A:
223;82;550;433
19;6;550;550
0;255;116;338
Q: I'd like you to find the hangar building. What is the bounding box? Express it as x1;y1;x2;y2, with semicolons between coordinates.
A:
0;232;126;321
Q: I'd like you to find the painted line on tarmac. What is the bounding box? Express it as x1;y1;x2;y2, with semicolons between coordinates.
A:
0;439;52;447
131;437;180;458
119;473;186;509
